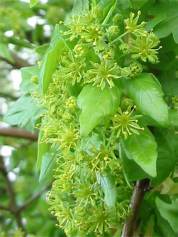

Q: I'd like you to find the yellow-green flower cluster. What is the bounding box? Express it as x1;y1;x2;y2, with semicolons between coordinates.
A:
56;7;160;90
111;106;144;139
38;3;160;237
40;76;130;236
48;139;130;236
124;12;160;63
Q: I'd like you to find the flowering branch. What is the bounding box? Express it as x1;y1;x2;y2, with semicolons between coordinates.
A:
18;184;51;212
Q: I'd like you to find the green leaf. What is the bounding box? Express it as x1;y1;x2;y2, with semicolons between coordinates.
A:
39;24;67;94
77;85;121;137
156;211;176;237
21;66;39;94
116;0;131;10
30;0;39;8
39;153;56;183
121;128;157;177
37;134;57;183
0;43;14;62
36;130;50;170
169;109;178;127
153;128;178;184
146;2;178;43
72;0;89;16
126;73;169;126
4;96;41;129
131;0;148;9
80;133;102;155
99;0;117;20
172;28;178;44
159;70;178;97
65;0;89;23
119;144;149;181
35;44;49;57
97;173;117;208
154;16;178;39
156;197;178;234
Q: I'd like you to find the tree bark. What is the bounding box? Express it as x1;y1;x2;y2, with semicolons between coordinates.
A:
121;179;150;237
0;127;38;141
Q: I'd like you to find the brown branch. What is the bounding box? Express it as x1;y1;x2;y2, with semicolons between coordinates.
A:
11;52;32;68
0;92;18;100
0;155;50;236
0;52;31;69
0;156;26;233
0;204;10;211
121;179;150;237
0;127;38;141
18;184;51;212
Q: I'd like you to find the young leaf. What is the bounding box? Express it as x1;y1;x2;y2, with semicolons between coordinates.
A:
97;173;117;208
119;144;149;181
153;128;178;184
80;133;102;155
77;85;121;137
36;130;50;170
65;0;89;23
154;15;178;43
121;128;157;177
72;0;89;16
169;109;178;127
37;131;57;184
156;211;176;237
4;96;41;129
39;153;56;183
147;2;178;43
126;73;169;126
21;66;39;94
156;197;178;233
99;0;117;21
39;24;67;94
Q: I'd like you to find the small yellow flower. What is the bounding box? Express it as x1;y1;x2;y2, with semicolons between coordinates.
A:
60;52;86;85
65;97;77;110
85;60;121;89
130;32;160;63
64;15;84;40
129;61;143;77
124;11;146;35
112;106;144;139
59;127;79;151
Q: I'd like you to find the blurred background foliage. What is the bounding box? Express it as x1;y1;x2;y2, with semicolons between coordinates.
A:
0;0;72;236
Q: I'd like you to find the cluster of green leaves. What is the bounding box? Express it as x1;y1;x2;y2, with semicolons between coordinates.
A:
5;0;178;236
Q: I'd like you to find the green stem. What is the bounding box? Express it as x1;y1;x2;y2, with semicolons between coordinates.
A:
111;31;128;45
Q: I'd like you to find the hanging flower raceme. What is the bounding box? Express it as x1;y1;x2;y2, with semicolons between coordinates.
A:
124;11;146;35
37;2;161;236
